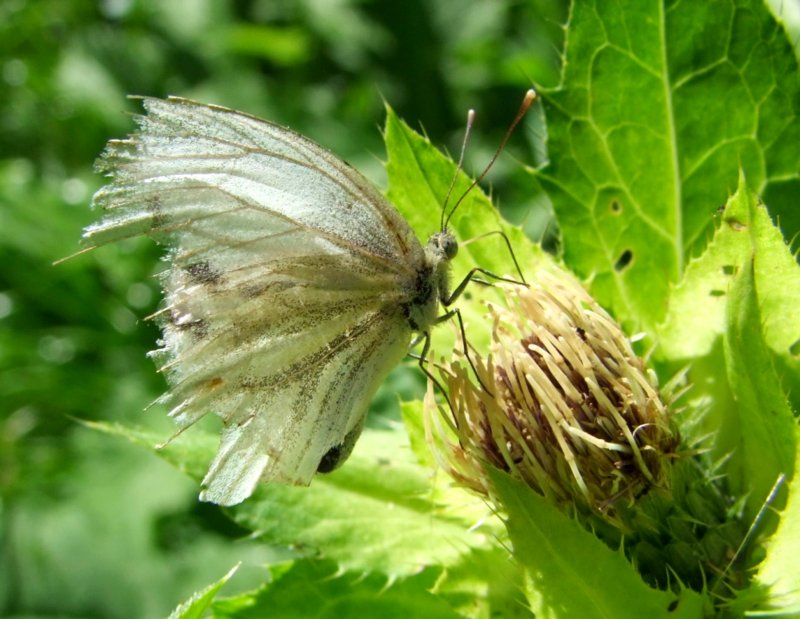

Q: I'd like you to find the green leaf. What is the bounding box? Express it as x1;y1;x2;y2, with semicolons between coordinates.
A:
431;547;532;619
722;253;797;521
400;399;437;469
751;426;800;616
383;105;552;355
231;424;493;578
657;174;799;523
89;420;493;578
488;469;707;619
657;182;749;361
532;0;800;333
212;560;463;619
384;106;542;278
169;564;239;619
84;419;218;482
658;175;800;412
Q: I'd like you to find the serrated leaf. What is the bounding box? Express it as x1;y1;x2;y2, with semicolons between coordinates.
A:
488;469;707;619
212;560;463;619
384;106;542;278
751;426;800;616
84;419;217;481
168;564;239;619
657;181;751;360
658;175;800;411
722;254;797;521
230;424;493;577
91;420;490;578
431;547;532;619
532;0;800;333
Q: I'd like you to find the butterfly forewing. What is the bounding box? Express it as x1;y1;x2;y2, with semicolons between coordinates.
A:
91;98;421;264
88;97;429;505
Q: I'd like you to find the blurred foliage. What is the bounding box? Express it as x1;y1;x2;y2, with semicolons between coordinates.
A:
0;0;567;617
3;0;798;617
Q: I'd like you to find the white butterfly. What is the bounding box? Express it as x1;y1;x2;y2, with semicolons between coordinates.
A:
86;94;533;505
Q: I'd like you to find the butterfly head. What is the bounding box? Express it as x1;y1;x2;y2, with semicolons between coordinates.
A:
427;229;458;262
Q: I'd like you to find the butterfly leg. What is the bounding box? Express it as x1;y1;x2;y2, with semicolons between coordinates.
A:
459;229;528;286
411;307;493;396
410;331;456;419
444;267;524;307
435;307;494;395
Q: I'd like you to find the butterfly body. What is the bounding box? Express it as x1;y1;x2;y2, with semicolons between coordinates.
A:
87;97;456;505
405;231;457;330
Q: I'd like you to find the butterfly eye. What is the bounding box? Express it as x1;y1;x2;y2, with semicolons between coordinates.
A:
441;233;458;260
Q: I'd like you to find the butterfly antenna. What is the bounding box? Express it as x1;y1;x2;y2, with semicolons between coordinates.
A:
440;109;476;231
444;88;538;229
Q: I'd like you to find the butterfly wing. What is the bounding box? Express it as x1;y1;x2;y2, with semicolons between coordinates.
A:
87;97;425;505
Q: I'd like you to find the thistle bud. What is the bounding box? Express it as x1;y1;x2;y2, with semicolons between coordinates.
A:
425;268;678;521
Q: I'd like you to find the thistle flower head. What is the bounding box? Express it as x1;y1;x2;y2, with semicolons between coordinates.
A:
426;268;678;520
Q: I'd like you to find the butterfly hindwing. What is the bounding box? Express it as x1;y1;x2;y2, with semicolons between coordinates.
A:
197;304;410;505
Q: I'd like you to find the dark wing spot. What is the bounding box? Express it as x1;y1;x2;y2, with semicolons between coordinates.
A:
204;377;224;391
317;445;344;473
317;425;362;473
186;261;222;285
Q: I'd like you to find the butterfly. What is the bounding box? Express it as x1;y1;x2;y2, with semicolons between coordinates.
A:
85;93;534;505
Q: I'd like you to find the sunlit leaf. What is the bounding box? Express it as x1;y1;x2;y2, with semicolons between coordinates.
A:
489;470;707;619
532;0;800;333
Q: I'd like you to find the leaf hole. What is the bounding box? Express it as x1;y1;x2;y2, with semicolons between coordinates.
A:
667;600;678;613
186;261;222;284
724;217;747;231
614;249;633;272
667;599;679;612
721;264;736;276
610;199;622;214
